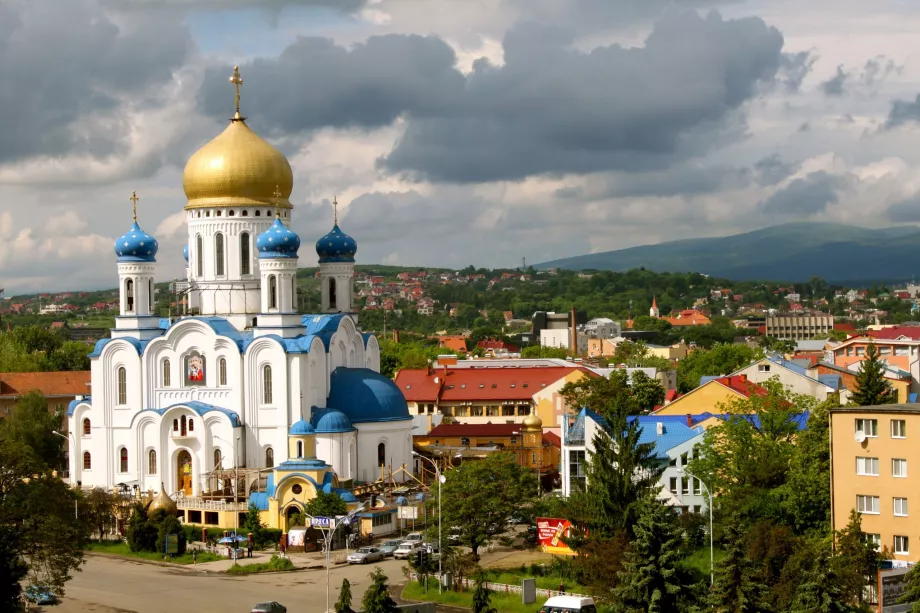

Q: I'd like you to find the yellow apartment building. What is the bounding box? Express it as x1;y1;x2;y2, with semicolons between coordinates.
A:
830;405;920;562
655;375;767;416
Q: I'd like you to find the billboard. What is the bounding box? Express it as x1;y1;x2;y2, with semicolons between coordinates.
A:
880;567;913;613
536;517;576;556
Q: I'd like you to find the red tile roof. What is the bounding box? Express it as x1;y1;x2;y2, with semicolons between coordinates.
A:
0;371;91;398
438;336;469;353
712;375;769;398
866;326;920;340
543;431;561;447
395;366;591;403
834;323;857;333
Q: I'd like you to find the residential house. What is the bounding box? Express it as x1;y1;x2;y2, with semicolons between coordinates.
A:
732;356;839;401
437;335;469;353
812;361;911;403
654;375;769;415
476;339;520;357
832;333;920;394
646;342;689;361
661;310;711;327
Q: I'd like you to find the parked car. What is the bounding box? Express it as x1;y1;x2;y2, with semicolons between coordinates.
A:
403;532;424;543
347;547;385;564
393;541;422;559
252;603;286;613
24;586;57;605
379;539;403;556
540;595;597;613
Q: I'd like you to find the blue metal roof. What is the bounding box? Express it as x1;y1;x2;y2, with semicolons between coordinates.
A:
67;396;90;416
327;367;411;423
337;490;358;503
817;374;842;390
248;492;270;511
89;336;150;358
290;419;316;435
699;375;721;385
311;408;355;433
566;408;703;457
134;400;243;427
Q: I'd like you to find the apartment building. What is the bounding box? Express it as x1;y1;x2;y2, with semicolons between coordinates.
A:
831;336;920;394
830;405;920;562
765;313;834;340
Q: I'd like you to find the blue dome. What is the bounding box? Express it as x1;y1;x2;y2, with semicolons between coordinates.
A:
114;222;158;262
315;224;357;263
314;409;354;433
327;368;411;423
290;419;315;435
183;244;189;263
257;217;300;259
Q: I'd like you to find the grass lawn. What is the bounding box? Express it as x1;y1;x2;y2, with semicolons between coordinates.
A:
225;555;295;575
402;580;547;613
479;567;588;593
683;546;727;580
86;540;222;565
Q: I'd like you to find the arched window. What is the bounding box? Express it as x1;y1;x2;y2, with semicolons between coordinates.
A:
116;367;127;405
119;448;128;473
296;441;303;458
188;418;194;432
214;449;222;469
377;442;386;467
228;210;235;217
292;277;297;310
149;278;154;312
163;359;171;387
242;210;249;217
329;278;337;310
255;210;261;217
181;415;187;436
265;447;274;468
240;233;251;275
125;278;135;312
82;418;91;436
196;234;203;277
218;358;227;386
262;365;273;404
173;419;178;432
215;233;225;276
83;451;92;470
269;275;277;310
148;449;157;475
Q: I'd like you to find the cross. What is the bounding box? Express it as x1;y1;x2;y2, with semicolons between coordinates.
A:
229;65;243;118
332;196;338;225
129;191;140;222
273;185;283;218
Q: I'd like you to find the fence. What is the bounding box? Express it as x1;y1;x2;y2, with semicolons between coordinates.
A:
177;498;247;511
407;572;588;600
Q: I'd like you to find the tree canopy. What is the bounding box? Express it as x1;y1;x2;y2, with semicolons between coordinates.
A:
851;343;896;406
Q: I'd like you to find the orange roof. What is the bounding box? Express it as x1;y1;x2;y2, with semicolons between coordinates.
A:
0;371;91;398
662;309;711;326
711;375;769;398
438;336;469;352
395;366;592;403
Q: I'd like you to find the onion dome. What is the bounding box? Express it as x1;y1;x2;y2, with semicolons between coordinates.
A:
290;419;315;435
315;409;353;433
114;221;158;262
315;223;357;263
183;244;189;263
257;217;301;259
146;483;178;515
522;413;543;431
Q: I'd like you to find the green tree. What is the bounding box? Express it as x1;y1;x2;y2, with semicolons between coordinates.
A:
851;343;895;406
789;547;851;613
361;567;399;613
126;503;157;552
82;488;118;542
834;509;883;607
151;508;187;555
631;370;665;413
0;440;87;606
709;517;769;613
897;562;920;612
242;502;268;547
677;343;761;392
335;577;355;613
613;498;694;613
472;573;498;613
435;452;537;557
0;390;66;470
49;341;92;371
521;345;568;359
305;491;348;518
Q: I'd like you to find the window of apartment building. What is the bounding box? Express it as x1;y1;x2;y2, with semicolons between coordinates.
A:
518;405;529;416
569;450;586;492
895;498;909;517
892;420;907;439
682;478;690;495
455;407;469;417
865;533;881;550
502;405;515;416
693;478;702;495
845;347;853;356
680;452;688;467
895;536;910;555
857;495;880;514
486;406;499;416
894;346;910;356
856;347;865;357
669;456;678;467
879;346;892;355
758;364;771;372
856;457;880;476
893;459;908;478
856;419;878;437
693;505;702;514
670;477;678;495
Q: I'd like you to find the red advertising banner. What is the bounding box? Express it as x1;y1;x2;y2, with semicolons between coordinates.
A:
536;517;576;556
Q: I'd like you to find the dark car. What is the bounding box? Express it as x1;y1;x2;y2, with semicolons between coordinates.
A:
24;585;57;605
251;602;286;613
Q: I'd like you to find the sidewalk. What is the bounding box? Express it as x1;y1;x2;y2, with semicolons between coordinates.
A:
190;541;350;572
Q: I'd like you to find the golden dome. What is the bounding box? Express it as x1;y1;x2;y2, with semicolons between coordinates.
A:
182;119;293;210
522;413;543;431
146;483;178;516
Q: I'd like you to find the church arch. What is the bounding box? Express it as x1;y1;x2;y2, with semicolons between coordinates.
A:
240;233;251;275
292;277;297;310
162;359;171;387
116;366;127;405
377;442;386;468
125;279;134;313
296;440;304;458
149;278;154;312
214;448;222;469
83;451;92;470
215;233;225;276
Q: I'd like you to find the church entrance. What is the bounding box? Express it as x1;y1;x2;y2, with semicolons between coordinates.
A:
177;450;193;496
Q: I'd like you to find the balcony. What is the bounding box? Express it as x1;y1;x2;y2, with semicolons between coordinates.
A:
170;430;195;440
176;497;248;511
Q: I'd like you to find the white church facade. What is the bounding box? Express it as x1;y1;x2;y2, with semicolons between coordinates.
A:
66;67;412;528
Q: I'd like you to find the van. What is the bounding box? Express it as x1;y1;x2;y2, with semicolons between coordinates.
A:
404;532;424;543
539;596;597;613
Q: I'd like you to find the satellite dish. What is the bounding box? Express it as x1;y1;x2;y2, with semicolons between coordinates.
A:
855;431;867;443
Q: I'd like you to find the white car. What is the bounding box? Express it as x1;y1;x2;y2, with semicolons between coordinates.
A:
403;532;424;544
392;541;422;560
347;547;385;564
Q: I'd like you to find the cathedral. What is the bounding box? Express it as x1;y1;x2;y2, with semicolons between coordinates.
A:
66;67;412;528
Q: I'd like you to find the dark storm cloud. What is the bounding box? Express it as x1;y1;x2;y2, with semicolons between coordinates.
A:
886;194;920;222
198;35;464;133
757;171;844;216
0;0;193;165
821;65;849;96
885;94;920;129
381;12;785;182
754;155;800;186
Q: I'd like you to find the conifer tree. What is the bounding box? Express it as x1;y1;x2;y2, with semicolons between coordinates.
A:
472;573;497;613
709;516;768;613
335;578;355;613
361;567;399;613
613;498;692;613
852;343;895;406
897;561;920;612
834;508;882;606
789;548;850;613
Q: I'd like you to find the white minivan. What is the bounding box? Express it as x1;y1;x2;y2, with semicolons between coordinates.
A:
403;532;424;544
539;596;597;613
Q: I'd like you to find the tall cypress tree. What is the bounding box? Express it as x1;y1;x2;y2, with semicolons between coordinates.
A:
361;568;399;613
790;548;850;613
335;578;355;613
709;516;768;613
852;343;896;406
472;573;498;613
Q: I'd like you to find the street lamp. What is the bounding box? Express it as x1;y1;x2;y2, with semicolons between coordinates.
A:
412;451;444;594
52;430;78;520
303;501;367;613
679;468;713;586
214;434;241;564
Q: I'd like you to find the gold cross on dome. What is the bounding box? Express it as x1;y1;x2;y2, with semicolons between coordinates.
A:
333;196;338;225
229;65;244;119
129;191;140;222
273;185;283;218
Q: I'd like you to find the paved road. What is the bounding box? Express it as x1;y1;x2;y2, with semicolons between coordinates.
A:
51;555;411;613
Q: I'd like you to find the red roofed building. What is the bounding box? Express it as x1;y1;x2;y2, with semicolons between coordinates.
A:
476;339;520;356
0;372;92;442
437;335;469;353
865;326;920;341
654;374;769;415
661;309;711;327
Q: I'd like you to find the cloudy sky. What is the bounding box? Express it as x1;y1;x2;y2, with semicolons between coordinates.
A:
4;0;920;293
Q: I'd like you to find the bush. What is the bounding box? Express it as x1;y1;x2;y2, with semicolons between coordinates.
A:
225;555;294;575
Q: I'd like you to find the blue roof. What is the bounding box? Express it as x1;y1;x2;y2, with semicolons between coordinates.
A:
183;244;189;263
311;408;355;433
67;396;90;416
134;400;242;427
699;375;721;385
817;374;842;390
566;408;708;457
249;492;270;511
89;336;151;358
395;496;408;506
276;459;329;471
337;490;358;503
290;419;315;435
327;367;411;424
315;222;357;263
114;221;158;262
256;217;301;259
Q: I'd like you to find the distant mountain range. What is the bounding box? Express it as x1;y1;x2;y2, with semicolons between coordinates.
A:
537;222;920;283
